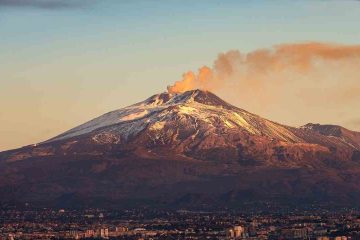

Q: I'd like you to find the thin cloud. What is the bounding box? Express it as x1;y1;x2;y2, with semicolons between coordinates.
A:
0;0;94;9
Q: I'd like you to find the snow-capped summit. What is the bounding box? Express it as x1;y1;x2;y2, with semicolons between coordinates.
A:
48;89;302;144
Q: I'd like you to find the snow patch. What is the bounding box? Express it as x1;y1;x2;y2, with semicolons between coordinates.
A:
223;119;234;128
120;110;149;121
150;121;166;131
178;106;197;115
231;113;255;133
92;133;120;144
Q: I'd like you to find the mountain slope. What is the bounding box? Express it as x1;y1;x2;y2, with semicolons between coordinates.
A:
0;90;360;209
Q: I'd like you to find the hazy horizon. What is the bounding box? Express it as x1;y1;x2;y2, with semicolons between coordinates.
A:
1;0;360;151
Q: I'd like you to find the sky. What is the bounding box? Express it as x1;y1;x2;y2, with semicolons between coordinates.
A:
0;0;360;151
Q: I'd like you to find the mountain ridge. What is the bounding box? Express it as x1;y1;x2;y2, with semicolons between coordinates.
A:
1;89;360;209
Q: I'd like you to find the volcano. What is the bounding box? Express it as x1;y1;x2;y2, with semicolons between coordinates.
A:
1;90;360;209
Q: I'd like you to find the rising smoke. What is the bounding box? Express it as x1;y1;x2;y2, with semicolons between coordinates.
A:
167;42;360;129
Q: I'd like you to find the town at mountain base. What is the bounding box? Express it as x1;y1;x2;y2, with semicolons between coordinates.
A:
1;90;360;209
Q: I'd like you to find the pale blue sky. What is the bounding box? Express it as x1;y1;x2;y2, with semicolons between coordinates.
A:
1;0;360;150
